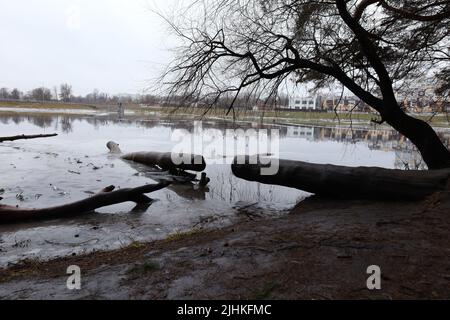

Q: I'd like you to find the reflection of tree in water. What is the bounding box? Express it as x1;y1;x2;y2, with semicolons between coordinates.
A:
0;116;10;124
1;113;448;170
0;115;23;125
395;148;426;170
0;114;77;131
60;116;73;133
85;117;110;130
29;115;54;129
283;125;450;170
0;115;55;128
11;115;22;125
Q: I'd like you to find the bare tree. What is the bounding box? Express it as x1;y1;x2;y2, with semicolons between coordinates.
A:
53;86;59;101
59;83;73;102
162;0;450;169
0;88;9;99
10;88;22;100
31;87;52;101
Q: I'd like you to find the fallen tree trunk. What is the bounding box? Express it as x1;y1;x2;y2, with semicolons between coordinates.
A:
0;182;170;225
121;152;206;172
0;133;58;143
106;141;206;172
232;156;450;200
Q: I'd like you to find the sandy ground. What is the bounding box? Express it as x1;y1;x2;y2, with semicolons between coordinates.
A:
0;188;449;300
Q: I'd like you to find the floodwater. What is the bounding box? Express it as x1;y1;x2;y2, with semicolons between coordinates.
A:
0;113;445;266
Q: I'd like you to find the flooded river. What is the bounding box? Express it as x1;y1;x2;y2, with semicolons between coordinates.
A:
0;113;442;266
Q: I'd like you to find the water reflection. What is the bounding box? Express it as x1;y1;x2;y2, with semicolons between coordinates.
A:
3;113;448;143
1;113;448;170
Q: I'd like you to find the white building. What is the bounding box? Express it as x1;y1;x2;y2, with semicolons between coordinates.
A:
286;126;315;140
288;95;320;110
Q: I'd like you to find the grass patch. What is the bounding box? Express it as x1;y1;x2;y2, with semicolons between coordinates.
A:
0;100;96;110
122;241;147;250
165;229;204;242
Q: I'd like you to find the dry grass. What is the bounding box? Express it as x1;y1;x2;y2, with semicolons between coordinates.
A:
164;229;205;242
0;100;96;110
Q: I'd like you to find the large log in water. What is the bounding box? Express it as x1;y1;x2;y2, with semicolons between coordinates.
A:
106;141;206;172
121;152;206;172
0;182;170;225
232;156;450;200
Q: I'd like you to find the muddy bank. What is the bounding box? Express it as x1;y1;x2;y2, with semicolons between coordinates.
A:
1;187;449;300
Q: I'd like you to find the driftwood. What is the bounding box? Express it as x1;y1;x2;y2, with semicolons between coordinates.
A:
107;141;206;172
0;133;58;143
232;156;450;200
122;152;206;172
0;182;170;225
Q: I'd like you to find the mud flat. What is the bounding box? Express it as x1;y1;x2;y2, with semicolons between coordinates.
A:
0;186;449;300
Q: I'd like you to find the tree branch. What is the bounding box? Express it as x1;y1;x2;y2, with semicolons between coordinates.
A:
0;133;58;143
354;0;380;21
336;0;397;107
0;182;171;225
380;0;450;22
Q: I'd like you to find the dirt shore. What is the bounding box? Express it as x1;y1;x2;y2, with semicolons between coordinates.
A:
0;188;449;300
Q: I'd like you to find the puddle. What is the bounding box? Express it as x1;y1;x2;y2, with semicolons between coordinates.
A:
0;113;448;266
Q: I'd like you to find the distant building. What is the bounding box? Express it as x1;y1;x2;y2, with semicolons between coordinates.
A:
286;126;315;140
336;96;360;112
288;95;321;110
395;79;449;113
320;95;370;112
321;98;335;111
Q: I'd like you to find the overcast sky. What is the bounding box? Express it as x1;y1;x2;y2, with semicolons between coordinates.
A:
0;0;178;96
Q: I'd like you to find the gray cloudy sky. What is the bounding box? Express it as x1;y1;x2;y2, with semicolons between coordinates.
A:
0;0;177;96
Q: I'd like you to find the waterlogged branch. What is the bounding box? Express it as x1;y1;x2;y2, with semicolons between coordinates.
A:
0;133;58;143
0;182;171;225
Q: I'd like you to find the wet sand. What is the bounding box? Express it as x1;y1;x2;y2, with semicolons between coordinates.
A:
1;187;449;300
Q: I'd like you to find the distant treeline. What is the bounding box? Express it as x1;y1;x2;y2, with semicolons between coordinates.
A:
0;85;159;105
0;85;290;109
